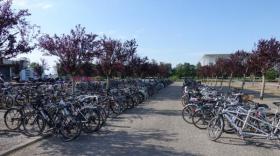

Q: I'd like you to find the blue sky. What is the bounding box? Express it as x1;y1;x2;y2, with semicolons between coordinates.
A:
12;0;280;72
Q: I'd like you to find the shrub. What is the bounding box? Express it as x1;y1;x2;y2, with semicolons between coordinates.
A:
265;68;278;81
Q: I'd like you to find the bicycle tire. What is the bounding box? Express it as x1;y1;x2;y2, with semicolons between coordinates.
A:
192;109;215;129
4;96;14;109
22;112;46;137
208;116;224;141
182;104;197;124
81;108;101;133
4;108;22;130
59;115;82;142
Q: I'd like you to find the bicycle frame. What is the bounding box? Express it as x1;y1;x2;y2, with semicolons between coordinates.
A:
222;107;280;139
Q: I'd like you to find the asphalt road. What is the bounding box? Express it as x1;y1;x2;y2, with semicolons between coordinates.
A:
9;82;280;156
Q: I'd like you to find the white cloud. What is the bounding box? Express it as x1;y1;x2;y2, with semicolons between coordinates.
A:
41;4;52;9
35;2;53;10
13;0;53;10
13;0;28;7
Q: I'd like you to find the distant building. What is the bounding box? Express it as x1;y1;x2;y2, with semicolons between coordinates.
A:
18;57;34;81
0;57;32;81
199;54;230;66
20;68;34;81
0;58;17;81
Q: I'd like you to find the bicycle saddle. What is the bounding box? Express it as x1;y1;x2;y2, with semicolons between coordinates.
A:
273;102;280;107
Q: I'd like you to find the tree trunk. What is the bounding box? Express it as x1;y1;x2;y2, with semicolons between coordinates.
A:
106;69;112;92
250;75;253;86
106;75;110;91
241;74;246;90
215;76;218;87
206;77;209;85
252;75;256;86
228;73;233;88
277;74;280;89
220;77;223;87
72;78;76;94
260;74;265;100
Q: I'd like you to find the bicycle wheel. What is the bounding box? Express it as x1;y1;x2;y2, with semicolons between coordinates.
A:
182;104;197;124
110;101;121;115
276;130;280;142
132;95;140;106
80;108;101;133
137;92;145;104
181;95;188;107
59;115;82;142
223;119;235;133
126;97;134;109
4;108;22;130
120;102;126;112
98;107;108;127
22;112;46;137
4;96;14;109
208;116;224;141
192;109;214;129
102;102;110;119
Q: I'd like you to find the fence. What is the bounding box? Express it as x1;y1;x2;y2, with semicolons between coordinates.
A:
202;79;280;99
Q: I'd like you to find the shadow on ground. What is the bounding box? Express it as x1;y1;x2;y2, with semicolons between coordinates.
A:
37;129;201;156
125;106;182;118
215;135;280;150
0;130;22;138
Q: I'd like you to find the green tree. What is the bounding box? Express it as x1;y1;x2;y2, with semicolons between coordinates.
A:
173;63;196;78
265;68;278;81
30;62;44;78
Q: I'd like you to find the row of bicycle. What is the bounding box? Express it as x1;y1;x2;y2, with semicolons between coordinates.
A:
181;79;280;142
3;79;172;141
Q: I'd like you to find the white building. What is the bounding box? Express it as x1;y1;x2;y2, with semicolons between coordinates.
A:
0;57;36;81
18;58;34;81
20;68;34;81
199;54;230;66
0;58;16;81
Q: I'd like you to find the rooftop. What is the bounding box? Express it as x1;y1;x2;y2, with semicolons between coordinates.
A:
202;54;230;58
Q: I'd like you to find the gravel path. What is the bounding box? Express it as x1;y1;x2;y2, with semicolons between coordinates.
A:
8;82;280;156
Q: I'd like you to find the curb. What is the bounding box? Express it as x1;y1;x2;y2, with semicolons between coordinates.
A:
0;135;50;156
